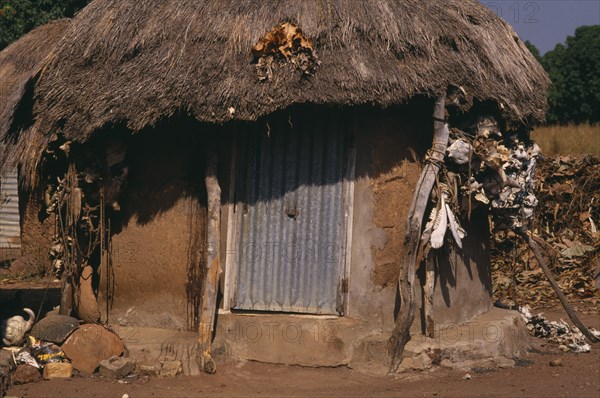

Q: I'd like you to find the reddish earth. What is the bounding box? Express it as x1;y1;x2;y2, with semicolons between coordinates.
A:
2;279;599;398
6;343;600;398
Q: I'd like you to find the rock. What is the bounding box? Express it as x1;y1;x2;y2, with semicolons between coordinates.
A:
493;356;516;369
139;364;159;377
99;356;136;379
30;315;79;344
43;362;73;379
61;324;124;375
549;359;562;367
1;348;16;396
160;361;183;377
397;352;432;372
76;266;100;323
11;364;41;385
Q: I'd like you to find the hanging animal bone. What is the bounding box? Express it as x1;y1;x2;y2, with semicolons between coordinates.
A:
422;187;465;249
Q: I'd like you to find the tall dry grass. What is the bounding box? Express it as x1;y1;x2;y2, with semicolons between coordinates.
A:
531;124;600;156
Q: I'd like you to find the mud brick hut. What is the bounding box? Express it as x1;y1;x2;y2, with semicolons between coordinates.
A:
0;19;71;264
1;1;549;372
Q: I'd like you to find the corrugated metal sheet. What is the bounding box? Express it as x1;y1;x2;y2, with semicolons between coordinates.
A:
232;120;348;315
0;170;21;248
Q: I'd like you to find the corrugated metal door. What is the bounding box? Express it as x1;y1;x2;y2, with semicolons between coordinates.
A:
0;170;22;249
231;120;349;315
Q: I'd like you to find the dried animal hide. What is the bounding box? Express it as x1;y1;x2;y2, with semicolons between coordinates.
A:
252;22;320;81
444;119;540;230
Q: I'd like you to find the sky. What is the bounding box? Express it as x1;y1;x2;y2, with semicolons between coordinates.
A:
479;0;600;54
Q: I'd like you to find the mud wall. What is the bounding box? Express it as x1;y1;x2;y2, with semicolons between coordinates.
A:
18;189;54;273
348;105;492;332
98;127;207;331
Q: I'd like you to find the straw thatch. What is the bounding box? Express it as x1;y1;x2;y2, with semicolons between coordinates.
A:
0;19;70;163
3;0;550;185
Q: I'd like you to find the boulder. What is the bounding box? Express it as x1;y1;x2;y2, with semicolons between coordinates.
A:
30;315;80;344
11;364;41;385
98;356;136;379
0;350;15;397
397;352;432;372
138;364;159;377
43;362;73;379
61;324;124;375
160;361;183;378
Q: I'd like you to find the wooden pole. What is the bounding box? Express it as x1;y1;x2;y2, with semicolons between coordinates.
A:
197;151;222;374
388;96;449;372
424;251;435;338
518;228;600;343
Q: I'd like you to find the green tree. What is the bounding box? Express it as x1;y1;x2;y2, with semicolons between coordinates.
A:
524;40;542;63
0;0;89;51
542;25;600;124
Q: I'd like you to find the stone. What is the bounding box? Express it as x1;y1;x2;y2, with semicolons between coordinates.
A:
139;364;159;377
61;324;125;375
99;356;136;379
43;362;73;379
11;364;41;385
549;359;562;367
493;356;516;369
76;266;100;323
30;315;80;344
397;352;432;372
0;349;16;396
160;361;183;377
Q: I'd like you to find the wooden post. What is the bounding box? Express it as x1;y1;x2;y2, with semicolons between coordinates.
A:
197;151;222;374
518;228;599;343
388;96;449;372
424;251;435;338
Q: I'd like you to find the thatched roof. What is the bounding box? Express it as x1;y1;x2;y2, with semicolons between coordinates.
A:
2;1;550;185
0;19;70;162
31;0;548;137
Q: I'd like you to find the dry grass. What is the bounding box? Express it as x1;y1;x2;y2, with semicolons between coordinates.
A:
532;124;600;156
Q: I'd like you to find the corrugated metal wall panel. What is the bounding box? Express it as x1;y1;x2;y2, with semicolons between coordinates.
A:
0;170;21;248
232;119;347;315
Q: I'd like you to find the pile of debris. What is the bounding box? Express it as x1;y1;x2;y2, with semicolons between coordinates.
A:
422;117;540;252
491;155;600;308
519;305;600;353
496;301;600;353
0;313;131;393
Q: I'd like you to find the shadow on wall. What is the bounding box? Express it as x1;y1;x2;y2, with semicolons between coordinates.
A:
99;100;435;238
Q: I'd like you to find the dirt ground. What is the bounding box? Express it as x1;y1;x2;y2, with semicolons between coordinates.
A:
2;280;599;398
6;342;600;398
